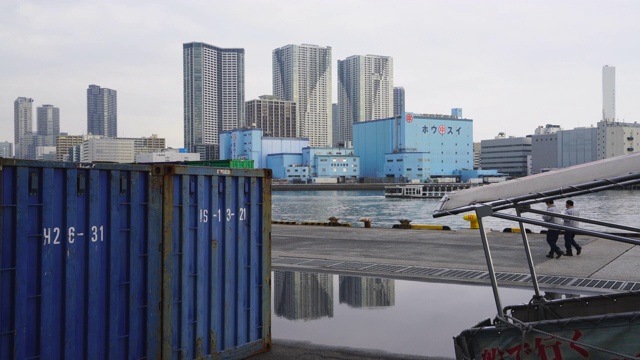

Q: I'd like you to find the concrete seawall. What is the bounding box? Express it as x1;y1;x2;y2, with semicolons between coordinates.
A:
272;183;390;191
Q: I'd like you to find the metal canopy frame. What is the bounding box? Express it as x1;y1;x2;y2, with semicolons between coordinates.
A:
432;154;640;320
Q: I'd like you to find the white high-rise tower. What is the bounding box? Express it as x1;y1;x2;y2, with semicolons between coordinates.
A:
602;65;615;122
337;55;394;145
273;44;332;147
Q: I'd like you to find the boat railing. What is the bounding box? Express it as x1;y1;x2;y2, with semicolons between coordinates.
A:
432;159;640;324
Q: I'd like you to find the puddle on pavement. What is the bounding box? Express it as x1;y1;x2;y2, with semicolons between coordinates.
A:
271;270;581;358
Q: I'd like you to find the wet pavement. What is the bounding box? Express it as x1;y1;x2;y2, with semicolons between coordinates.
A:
270;225;640;286
254;340;450;360
250;225;640;359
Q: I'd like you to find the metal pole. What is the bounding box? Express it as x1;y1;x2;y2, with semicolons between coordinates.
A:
491;212;640;246
476;210;503;318
515;206;541;298
523;207;640;234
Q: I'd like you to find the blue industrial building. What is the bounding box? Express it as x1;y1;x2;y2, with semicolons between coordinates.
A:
302;147;359;180
221;112;476;182
267;153;307;181
221;128;359;181
220;128;309;169
353;112;474;181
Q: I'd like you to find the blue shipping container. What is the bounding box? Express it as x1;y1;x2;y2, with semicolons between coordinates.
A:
152;164;272;359
0;159;272;359
0;159;162;359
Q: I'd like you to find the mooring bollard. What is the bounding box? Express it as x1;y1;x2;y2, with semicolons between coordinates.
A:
463;214;479;229
398;219;412;229
359;217;372;228
328;216;341;226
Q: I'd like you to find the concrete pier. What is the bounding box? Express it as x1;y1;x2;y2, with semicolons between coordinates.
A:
271;225;640;287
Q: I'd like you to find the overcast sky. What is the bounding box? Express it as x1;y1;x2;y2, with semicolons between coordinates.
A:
2;0;639;148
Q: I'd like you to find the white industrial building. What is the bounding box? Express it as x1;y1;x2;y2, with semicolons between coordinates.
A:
80;137;135;163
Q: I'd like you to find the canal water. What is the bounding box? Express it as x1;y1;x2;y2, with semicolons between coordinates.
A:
271;270;581;358
272;189;639;232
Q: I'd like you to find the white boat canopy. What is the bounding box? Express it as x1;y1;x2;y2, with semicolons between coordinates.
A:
434;151;640;216
432;152;640;320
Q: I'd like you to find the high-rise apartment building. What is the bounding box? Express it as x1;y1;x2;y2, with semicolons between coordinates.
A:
37;104;60;146
14;97;34;159
245;95;297;138
87;85;117;137
273;44;332;147
183;42;245;160
393;87;405;117
337;54;393;146
603;65;615;122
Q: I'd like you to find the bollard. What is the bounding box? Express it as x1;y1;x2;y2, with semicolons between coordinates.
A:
328;216;341;226
463;214;479;229
398;219;412;229
359;217;372;228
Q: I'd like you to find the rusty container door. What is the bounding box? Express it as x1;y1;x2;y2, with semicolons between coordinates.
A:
152;164;272;359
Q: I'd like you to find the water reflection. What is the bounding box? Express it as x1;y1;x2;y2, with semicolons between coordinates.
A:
274;271;333;320
271;270;538;357
339;276;395;308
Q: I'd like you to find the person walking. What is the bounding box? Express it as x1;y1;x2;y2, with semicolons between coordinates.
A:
563;200;582;256
542;200;563;259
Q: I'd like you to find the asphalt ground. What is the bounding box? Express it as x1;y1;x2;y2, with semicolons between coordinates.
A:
249;225;640;359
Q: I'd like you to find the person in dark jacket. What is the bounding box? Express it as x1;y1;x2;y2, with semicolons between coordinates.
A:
563;199;582;256
542;200;563;259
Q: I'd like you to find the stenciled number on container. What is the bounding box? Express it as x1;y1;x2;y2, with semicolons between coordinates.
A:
43;225;104;245
198;207;247;222
43;227;61;245
199;209;209;223
91;225;104;242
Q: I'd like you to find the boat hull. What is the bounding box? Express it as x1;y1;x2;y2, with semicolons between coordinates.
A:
454;292;640;359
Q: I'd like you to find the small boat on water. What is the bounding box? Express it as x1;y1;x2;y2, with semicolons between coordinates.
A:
384;183;480;199
433;152;640;359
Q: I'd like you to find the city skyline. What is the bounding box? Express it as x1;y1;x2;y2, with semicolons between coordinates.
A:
2;1;640;149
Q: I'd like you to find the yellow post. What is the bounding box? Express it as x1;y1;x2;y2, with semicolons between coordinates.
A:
463;214;479;229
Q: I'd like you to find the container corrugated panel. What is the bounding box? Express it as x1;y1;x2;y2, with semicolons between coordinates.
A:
0;159;162;359
151;164;272;359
